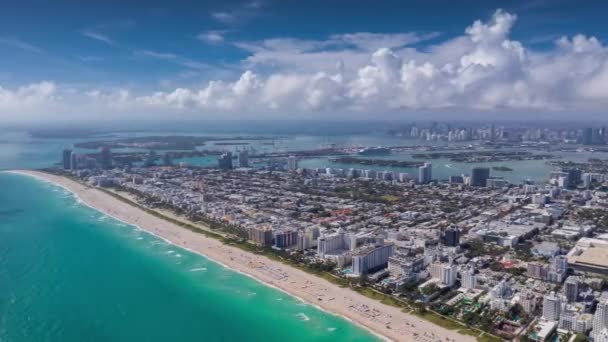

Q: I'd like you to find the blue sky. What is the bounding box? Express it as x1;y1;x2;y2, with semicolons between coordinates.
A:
1;0;608;121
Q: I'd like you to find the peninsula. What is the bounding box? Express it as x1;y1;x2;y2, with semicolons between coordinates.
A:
14;170;477;342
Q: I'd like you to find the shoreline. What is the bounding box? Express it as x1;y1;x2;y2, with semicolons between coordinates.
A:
10;170;476;342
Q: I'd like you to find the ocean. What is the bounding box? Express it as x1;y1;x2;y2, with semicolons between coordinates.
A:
0;172;378;341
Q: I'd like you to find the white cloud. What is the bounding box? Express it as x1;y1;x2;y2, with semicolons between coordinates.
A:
0;81;58;118
211;12;237;25
211;1;266;25
135;50;212;71
197;31;226;44
3;9;608;121
80;29;115;45
0;37;45;54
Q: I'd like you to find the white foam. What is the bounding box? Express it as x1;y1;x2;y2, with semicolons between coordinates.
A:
296;313;310;322
189;267;207;272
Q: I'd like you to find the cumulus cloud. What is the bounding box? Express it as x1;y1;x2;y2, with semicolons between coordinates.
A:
0;81;58;116
2;9;608;121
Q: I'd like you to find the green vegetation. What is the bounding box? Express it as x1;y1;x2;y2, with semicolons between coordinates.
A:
421;283;439;296
577;208;608;232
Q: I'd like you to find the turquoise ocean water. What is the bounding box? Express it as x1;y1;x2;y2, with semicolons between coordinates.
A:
0;172;378;341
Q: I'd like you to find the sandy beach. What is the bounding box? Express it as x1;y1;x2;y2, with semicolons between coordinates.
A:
14;170;476;342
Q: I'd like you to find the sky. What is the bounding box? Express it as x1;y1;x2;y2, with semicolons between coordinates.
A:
1;0;608;122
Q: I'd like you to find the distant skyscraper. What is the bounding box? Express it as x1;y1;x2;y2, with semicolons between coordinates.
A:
565;168;582;187
448;175;464;184
582;173;592;188
62;148;72;169
443;226;460;247
162;153;173;167
542;291;562;321
100;146;113;170
70;151;79;170
237;150;249;168
218;152;233;170
418;162;432;184
471;167;490;187
551;255;568;274
582;128;594;145
144;151;157;167
287;155;297;171
564;276;579;303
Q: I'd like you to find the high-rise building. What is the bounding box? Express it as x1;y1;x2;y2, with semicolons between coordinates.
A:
144;151;157;167
100;146;113;170
520;291;537;314
461;269;477;289
162;153;173;167
296;227;320;251
582;128;593;145
595;328;608;342
237;150;249;168
287;155;298;171
565;168;582;187
552;255;568;274
62;148;72;169
443;226;460;247
430;262;457;286
592;128;604;145
490;279;509;299
218;152;233;170
542;291;562;321
594;299;608;337
418;162;432;184
471;167;490;187
564;276;579;303
352;243;395;276
582;173;592;188
317;229;352;257
248;226;273;247
70;151;79;170
527;262;547;279
274;230;298;249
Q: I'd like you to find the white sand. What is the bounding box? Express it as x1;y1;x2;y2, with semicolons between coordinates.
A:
14;170;476;342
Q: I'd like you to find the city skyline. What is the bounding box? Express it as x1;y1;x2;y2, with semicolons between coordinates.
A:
1;0;608;122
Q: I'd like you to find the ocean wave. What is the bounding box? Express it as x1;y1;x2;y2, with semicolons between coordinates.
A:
296;313;310;321
189;267;207;272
